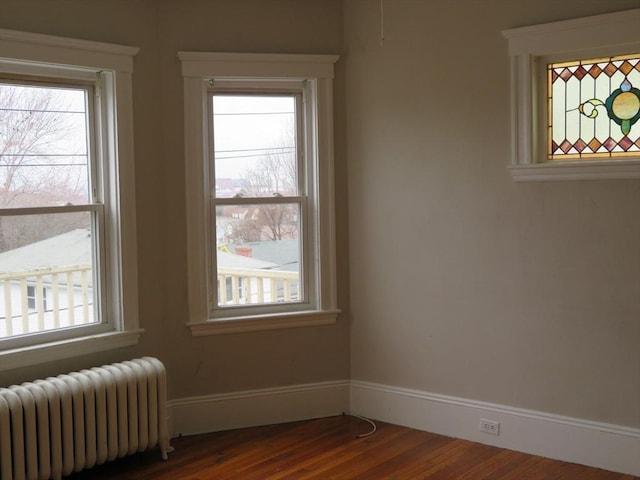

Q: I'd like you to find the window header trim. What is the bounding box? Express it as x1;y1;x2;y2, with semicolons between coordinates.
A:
0;28;139;73
178;52;338;79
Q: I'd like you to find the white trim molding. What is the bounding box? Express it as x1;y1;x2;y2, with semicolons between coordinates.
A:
179;52;340;333
178;52;338;80
168;378;639;475
0;28;141;368
350;380;640;476
0;330;143;372
0;28;138;73
187;309;339;335
502;9;640;181
168;380;349;436
509;159;640;182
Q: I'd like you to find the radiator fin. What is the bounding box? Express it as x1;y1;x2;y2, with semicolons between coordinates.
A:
0;357;171;480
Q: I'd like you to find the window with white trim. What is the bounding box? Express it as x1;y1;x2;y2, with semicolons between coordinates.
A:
179;53;339;335
0;29;140;370
503;9;640;181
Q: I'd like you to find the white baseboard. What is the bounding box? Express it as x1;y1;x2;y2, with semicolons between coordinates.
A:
168;380;350;437
350;380;640;476
167;379;639;475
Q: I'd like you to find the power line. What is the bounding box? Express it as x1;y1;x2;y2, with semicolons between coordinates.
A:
216;152;295;160
214;111;294;116
0;154;87;157
0;163;87;167
0;107;85;114
215;146;295;154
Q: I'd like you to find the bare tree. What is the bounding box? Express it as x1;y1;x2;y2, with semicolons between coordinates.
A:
243;149;297;196
224;207;263;244
0;83;88;251
231;146;298;242
257;203;298;241
214;102;299;246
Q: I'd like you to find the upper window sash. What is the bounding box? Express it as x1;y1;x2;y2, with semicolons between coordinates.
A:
502;9;640;181
0;77;99;207
208;87;306;199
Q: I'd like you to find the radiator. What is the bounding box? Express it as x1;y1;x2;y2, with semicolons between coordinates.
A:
0;356;172;480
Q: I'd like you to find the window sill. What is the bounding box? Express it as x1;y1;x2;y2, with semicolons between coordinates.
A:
0;329;143;372
510;160;640;182
188;310;340;336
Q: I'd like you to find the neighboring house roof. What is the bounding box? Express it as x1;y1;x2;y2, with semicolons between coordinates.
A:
233;239;299;272
1;228;297;280
217;250;278;270
0;229;92;274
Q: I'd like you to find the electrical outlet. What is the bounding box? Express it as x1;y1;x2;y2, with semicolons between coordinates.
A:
479;419;500;435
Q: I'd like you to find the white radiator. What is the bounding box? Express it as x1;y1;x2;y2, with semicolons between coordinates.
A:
0;356;172;480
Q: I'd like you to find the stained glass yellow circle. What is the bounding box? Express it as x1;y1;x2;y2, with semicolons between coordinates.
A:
612;92;640;120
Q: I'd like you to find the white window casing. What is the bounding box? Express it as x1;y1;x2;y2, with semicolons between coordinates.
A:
502;9;640;181
179;52;340;335
0;29;141;370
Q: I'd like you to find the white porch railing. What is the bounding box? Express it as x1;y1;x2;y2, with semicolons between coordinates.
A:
0;264;93;338
1;265;299;337
217;267;299;305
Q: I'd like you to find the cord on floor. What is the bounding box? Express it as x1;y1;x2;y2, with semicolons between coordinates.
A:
343;412;377;438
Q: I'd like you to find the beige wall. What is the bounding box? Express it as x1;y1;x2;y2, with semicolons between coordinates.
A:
0;0;351;399
345;0;640;427
1;0;638;432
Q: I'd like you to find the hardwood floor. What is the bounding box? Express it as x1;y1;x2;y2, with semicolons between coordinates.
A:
66;415;639;479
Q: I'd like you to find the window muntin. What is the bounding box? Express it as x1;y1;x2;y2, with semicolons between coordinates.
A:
210;91;305;310
548;54;640;160
0;78;106;342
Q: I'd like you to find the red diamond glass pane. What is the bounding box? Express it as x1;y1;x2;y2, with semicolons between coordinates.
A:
603;138;617;152
618;136;633;151
603;63;618;77
574;66;588;80
588;65;602;79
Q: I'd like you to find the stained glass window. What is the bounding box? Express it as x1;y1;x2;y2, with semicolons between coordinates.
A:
548;54;640;160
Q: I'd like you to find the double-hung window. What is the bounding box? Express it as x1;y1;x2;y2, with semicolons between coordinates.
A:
0;29;140;369
180;53;339;334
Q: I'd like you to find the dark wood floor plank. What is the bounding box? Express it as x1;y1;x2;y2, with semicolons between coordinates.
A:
210;418;347;479
416;442;505;479
65;415;639;480
209;417;374;480
300;428;438;480
348;433;455;480
274;422;414;480
390;438;485;478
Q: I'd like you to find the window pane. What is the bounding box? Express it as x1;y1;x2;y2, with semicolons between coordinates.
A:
215;202;301;306
0;82;90;208
212;95;298;198
548;54;640;159
0;212;97;338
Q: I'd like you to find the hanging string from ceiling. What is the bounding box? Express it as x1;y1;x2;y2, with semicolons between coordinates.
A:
380;0;385;46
